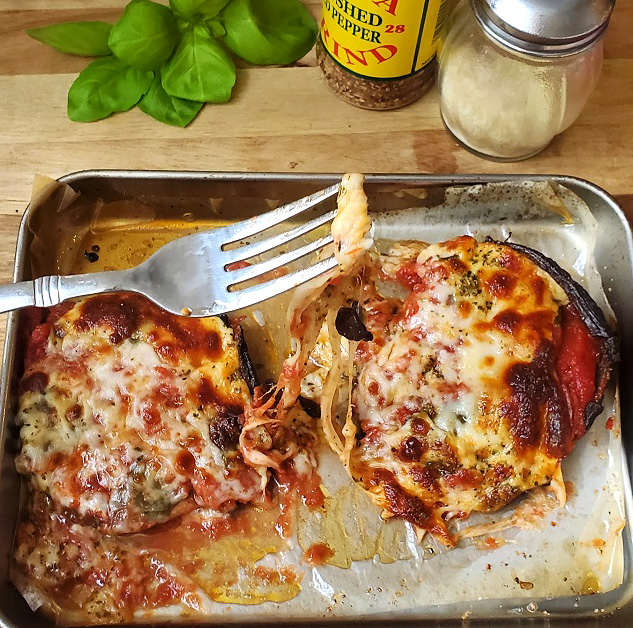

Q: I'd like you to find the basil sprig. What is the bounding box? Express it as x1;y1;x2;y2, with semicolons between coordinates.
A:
222;0;317;66
108;0;179;71
27;0;316;127
162;26;236;103
67;56;153;122
27;22;113;57
138;76;203;127
169;0;229;18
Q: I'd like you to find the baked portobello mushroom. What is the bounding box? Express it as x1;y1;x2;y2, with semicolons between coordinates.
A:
335;236;618;546
15;294;265;534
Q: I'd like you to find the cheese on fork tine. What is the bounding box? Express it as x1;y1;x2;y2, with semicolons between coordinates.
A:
332;173;374;270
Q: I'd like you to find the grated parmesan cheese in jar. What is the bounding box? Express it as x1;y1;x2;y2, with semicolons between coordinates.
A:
437;0;606;161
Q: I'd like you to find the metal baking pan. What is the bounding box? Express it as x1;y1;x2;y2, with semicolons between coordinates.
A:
1;171;632;627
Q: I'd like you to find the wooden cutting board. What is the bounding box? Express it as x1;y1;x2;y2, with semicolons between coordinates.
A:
0;0;631;350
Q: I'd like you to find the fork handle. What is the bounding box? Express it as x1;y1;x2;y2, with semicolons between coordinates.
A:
0;270;133;314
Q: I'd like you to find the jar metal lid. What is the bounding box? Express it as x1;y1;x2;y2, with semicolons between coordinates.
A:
471;0;615;57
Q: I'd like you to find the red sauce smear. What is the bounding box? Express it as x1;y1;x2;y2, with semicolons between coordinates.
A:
138;508;254;553
395;261;421;289
483;535;502;549
300;470;326;509
304;543;335;565
275;492;295;539
24;321;52;368
274;464;325;538
113;555;199;612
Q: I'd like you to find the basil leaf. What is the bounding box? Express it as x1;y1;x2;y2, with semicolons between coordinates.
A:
67;56;153;122
205;19;226;38
108;0;179;71
27;21;113;56
170;0;229;19
161;26;235;102
221;0;317;65
139;75;203;127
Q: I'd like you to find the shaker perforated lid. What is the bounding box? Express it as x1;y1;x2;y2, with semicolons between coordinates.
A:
471;0;615;56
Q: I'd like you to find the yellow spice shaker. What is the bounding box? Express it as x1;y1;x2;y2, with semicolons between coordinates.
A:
317;0;453;110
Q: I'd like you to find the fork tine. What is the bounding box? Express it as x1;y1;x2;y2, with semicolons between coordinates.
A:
219;183;339;244
227;234;334;286
223;209;337;264
226;255;339;311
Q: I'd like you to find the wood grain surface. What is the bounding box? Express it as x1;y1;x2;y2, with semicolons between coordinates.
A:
0;0;632;351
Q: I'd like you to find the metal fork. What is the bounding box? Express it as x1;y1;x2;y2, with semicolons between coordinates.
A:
0;183;341;317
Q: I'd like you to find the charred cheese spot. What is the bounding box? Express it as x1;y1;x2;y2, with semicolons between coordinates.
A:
502;343;571;456
19;371;48;395
196;377;220;408
209;413;243;450
497;247;522;272
395;436;426;462
369;469;453;546
530;275;547;305
174;450;196;476
491;309;521;334
65;403;82;422
458;301;473;317
485;271;516;299
410;415;430;435
74;295;140;344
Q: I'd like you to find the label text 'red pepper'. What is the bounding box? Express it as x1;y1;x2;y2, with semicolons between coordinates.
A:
320;0;447;80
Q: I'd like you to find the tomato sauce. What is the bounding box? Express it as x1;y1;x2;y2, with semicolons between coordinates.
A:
299;470;326;509
24;321;52;368
304;543;335;564
274;463;326;538
555;304;600;441
395;260;421;289
275;493;295;539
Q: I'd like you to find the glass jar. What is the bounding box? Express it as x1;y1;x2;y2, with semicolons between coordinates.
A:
437;0;608;161
317;0;453;110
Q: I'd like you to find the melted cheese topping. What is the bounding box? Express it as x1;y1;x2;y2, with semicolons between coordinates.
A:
350;236;574;545
16;294;265;534
331;173;373;271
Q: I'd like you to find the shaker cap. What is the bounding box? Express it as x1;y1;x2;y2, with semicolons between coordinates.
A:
471;0;615;56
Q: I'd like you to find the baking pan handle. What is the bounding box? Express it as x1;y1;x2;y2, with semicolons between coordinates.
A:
0;270;133;313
